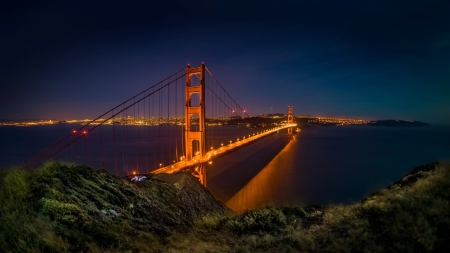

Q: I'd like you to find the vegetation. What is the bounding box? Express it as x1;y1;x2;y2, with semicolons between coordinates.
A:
1;162;449;252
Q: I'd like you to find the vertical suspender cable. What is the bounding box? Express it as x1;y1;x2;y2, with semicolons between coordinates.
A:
167;78;171;165
137;98;140;173
175;72;178;162
113;110;118;176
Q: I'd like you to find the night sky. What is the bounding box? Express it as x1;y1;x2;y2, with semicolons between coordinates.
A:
2;1;450;124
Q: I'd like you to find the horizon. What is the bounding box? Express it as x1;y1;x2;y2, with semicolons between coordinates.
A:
0;114;442;125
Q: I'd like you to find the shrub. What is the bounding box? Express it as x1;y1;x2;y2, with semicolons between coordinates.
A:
227;207;287;234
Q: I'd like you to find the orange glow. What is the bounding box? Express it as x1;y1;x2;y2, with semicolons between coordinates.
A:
226;138;298;214
132;171;136;175
150;124;297;181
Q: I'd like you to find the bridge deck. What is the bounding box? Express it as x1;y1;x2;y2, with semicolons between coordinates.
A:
151;124;297;174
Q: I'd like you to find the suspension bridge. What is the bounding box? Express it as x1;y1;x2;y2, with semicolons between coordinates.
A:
25;63;296;187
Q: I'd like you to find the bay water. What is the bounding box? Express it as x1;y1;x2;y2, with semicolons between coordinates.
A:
1;124;449;212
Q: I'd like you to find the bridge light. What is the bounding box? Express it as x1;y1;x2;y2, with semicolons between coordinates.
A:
83;130;88;134
221;143;223;146
159;163;162;168
243;110;246;113
132;171;136;175
210;147;213;150
72;130;77;134
208;161;212;165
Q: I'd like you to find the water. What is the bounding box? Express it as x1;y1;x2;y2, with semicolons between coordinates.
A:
207;125;450;212
0;124;259;172
1;124;449;212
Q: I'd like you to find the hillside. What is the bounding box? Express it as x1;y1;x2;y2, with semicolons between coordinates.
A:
0;163;231;252
1;162;449;252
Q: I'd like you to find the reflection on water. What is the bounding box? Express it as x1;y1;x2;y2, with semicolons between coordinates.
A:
224;126;450;213
226;135;302;213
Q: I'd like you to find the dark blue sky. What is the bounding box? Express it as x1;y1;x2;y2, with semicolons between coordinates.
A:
1;0;449;124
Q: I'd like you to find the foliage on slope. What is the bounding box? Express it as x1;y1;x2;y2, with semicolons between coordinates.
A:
184;162;450;253
0;162;230;252
1;162;449;252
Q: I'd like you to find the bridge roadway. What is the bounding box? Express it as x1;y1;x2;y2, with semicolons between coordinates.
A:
151;123;297;174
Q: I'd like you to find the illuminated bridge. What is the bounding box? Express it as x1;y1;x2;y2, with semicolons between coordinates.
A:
26;64;297;187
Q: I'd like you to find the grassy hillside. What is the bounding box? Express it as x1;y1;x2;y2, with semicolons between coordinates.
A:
0;163;230;252
1;162;449;252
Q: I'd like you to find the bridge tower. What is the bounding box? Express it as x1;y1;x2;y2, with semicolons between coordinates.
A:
185;63;207;186
287;106;294;134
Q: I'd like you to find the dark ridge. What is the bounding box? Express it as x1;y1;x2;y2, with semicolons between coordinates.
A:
368;119;430;127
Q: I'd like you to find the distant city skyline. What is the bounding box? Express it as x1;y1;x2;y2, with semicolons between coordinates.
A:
1;1;449;124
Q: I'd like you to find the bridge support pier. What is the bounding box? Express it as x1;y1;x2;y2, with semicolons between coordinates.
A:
192;164;207;187
185;63;207;187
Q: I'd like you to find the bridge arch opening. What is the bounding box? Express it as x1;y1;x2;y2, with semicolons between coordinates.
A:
189;114;200;132
189;93;201;107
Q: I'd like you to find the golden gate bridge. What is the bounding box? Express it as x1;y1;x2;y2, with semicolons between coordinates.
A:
25;64;296;187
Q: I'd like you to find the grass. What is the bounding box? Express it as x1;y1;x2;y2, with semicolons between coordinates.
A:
0;162;449;252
